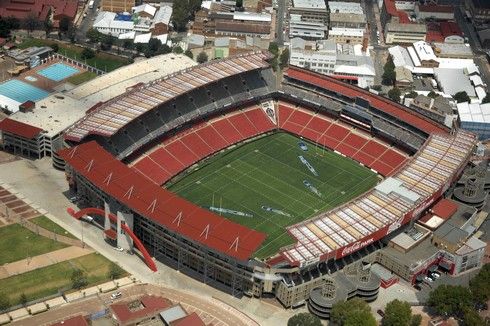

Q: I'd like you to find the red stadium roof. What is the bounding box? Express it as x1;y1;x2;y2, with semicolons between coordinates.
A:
0;118;43;139
285;66;448;135
58;141;266;261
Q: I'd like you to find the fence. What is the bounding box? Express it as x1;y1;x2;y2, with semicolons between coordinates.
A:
42;53;106;76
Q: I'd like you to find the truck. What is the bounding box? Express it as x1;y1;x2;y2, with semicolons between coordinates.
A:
88;0;94;9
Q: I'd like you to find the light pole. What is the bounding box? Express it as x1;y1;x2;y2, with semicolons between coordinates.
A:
81;219;85;248
26;236;30;265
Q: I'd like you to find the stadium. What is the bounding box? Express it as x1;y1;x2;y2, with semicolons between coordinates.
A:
55;51;475;315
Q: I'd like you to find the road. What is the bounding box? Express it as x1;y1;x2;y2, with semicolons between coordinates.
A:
275;0;287;46
75;0;101;43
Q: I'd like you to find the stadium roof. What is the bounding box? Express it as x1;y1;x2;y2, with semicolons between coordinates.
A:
285;66;448;134
58;141;266;261
0;118;42;139
64;51;271;142
282;130;475;266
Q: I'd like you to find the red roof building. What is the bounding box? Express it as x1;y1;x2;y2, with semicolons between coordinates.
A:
430;198;458;219
0;0;78;28
0;118;42;139
171;312;206;326
110;295;172;326
51;315;89;326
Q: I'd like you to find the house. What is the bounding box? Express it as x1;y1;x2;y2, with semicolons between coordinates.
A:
394;66;413;88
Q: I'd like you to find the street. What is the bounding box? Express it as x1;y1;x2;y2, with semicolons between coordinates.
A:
75;0;101;43
275;0;287;46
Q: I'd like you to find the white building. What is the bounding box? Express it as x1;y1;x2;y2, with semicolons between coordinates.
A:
93;12;134;36
289;14;328;39
328;27;365;44
328;1;364;14
457;102;490;139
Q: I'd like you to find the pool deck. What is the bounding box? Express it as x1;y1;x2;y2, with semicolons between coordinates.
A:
16;59;86;93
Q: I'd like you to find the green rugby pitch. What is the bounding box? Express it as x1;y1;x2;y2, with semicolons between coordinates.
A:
167;132;379;259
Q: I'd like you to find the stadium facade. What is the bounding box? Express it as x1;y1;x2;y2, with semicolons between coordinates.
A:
56;52;475;313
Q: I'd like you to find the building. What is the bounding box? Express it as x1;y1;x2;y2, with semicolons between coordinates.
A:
385;23;427;44
7;46;53;67
427;21;464;43
409;94;454;125
381;0;411;30
477;29;490;49
290;0;328;23
0;119;44;159
433;42;473;59
329;13;367;30
101;0;135;13
289;15;328;40
328;28;365;44
434;68;477;99
415;4;455;20
0;0;77;28
457;102;490;139
465;0;490;24
395;66;413;88
94;5;172;37
193;8;272;38
328;1;364;14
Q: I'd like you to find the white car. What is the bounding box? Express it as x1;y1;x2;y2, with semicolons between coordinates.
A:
424;276;433;283
431;272;440;279
111;291;122;299
113;246;124;252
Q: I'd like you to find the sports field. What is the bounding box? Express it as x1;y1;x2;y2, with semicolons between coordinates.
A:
167;132;379;259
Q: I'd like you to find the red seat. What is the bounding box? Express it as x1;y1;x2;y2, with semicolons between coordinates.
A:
228;113;257;138
166;140;200;168
149;148;185;173
289;110;312;126
361;141;387;157
353;151;376;167
380;150;406;168
343;133;368;149
336;143;357;158
278;104;295;126
306;116;332;134
180;132;213;158
282;121;304;135
196;125;229;151
212;118;242;144
370;160;393;176
244;108;275;132
325;124;350;141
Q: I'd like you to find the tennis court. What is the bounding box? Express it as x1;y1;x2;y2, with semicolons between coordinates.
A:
0;79;49;103
37;63;80;82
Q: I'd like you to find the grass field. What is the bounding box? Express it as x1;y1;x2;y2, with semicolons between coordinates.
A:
0;253;127;305
0;224;67;265
168;132;379;258
30;216;76;239
19;38;130;72
66;71;98;85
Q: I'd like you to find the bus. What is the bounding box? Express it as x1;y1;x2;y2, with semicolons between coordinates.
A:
88;0;94;9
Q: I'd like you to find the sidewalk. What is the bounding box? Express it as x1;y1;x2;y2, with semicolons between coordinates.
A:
0;246;93;279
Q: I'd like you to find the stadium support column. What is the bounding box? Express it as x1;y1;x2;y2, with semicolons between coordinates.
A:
117;210;134;251
104;202;111;232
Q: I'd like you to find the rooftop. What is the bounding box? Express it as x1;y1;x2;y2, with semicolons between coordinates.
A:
111;295;171;324
9;54;195;138
457;102;490;123
0;118;43;139
329;12;366;24
386;22;427;33
328;1;363;14
433;68;476;98
292;0;326;9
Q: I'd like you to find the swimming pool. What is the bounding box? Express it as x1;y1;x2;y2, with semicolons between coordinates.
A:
37;63;80;82
0;79;49;103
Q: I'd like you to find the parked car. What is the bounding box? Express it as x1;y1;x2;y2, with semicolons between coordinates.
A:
113;246;124;252
424;276;433;283
377;309;385;317
414;284;422;291
431;272;440;279
111;291;122;299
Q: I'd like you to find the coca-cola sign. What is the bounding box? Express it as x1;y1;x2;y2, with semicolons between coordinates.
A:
340;237;374;257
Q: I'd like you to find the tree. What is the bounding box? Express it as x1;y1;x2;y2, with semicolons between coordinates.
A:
86;28;101;43
50;43;59;53
453;91;470;103
158;44;172;55
382;56;396;86
482;93;490;104
59;16;71;33
469;263;490;305
196;51;208;63
71;269;88;289
388;87;401;102
173;46;184;54
462;308;485;326
404;91;418;99
135;43;145;53
331;298;375;326
382;300;412;326
236;0;243;7
171;0;202;32
108;262;124;280
23;13;40;34
268;42;279;56
427;285;473;317
44;18;53;37
148;38;162;53
184;49;193;59
81;48;95;60
428;91;439;98
279;48;289;69
122;39;134;50
345;310;377;326
382;69;396;86
287;312;322;326
371;85;382;91
410;314;422;326
100;34;114;51
19;293;27;306
0;293;9;311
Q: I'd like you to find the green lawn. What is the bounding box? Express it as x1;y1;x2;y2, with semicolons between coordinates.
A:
18;38;130;72
66;71;98;85
167;132;379;259
30;215;76;239
0;224;68;265
0;253;127;305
